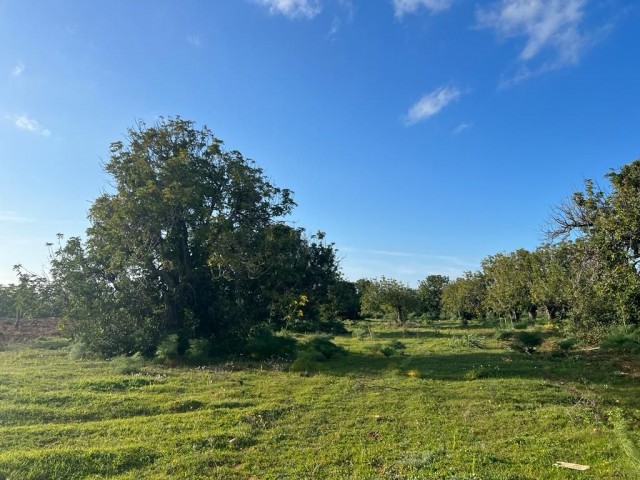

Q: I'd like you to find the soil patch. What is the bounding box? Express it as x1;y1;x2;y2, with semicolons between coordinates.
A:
0;317;61;344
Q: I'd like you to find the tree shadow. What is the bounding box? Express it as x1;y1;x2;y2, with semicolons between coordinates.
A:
368;330;453;340
318;350;639;410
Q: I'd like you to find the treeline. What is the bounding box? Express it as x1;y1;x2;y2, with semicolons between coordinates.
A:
2;116;639;355
358;161;640;342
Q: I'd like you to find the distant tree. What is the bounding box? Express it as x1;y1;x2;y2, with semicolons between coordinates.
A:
360;277;419;325
530;244;572;321
482;249;536;323
417;274;449;320
441;271;486;323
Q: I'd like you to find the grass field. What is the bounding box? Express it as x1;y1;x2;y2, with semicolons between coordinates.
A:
0;320;638;479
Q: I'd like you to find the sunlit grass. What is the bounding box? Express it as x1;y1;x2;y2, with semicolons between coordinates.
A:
0;321;638;479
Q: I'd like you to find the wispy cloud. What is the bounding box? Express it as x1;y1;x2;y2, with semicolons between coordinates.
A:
7;114;51;136
0;211;35;223
393;0;454;18
405;86;461;125
477;0;592;85
10;62;25;76
453;122;473;134
186;35;202;47
340;246;479;284
253;0;322;19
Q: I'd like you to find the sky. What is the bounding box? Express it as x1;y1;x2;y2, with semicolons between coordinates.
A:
1;0;639;286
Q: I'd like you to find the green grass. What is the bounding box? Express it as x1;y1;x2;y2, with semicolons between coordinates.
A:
0;321;639;479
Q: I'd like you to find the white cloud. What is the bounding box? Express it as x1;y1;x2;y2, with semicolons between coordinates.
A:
11;62;25;76
477;0;589;84
405;86;461;125
453;122;473;134
393;0;454;17
254;0;322;19
0;211;35;223
7;114;52;136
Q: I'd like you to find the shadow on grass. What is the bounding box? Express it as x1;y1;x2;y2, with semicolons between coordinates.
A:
316;350;639;409
366;330;453;340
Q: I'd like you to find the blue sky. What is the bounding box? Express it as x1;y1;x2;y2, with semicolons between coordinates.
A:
1;0;638;286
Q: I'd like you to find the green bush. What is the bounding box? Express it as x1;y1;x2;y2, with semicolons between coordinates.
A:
155;334;180;363
366;340;406;357
495;330;515;341
450;334;484;349
511;331;544;353
69;341;91;360
246;329;298;360
557;337;578;351
303;334;345;359
185;338;213;364
111;352;144;374
601;326;640;354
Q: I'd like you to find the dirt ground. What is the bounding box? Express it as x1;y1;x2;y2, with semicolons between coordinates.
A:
0;317;61;344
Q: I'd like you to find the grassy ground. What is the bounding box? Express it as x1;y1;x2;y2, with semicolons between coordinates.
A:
0;320;638;479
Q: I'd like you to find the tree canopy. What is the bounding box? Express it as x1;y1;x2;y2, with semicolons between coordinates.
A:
50;117;343;356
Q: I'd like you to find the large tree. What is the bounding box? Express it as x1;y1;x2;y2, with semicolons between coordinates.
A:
52;117;340;355
547;160;640;329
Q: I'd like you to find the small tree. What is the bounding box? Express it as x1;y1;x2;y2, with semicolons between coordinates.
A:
441;271;486;324
360;277;419;325
417;274;449;320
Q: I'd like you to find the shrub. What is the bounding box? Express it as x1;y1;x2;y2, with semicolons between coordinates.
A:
185;338;213;364
601;326;640;354
290;334;346;372
450;334;485;349
155;334;180;363
495;330;515;341
69;341;91;360
557;337;579;351
246;329;298;360
366;340;406;357
111;352;144;374
303;334;345;359
511;331;544;353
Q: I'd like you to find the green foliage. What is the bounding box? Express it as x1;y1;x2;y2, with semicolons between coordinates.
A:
290;334;346;372
511;331;544;353
359;277;419;324
610;409;640;475
441;271;486;323
557;337;579;351
111;352;145;375
301;334;345;360
366;340;406;357
246;329;298;360
155;334;180;363
601;326;640;354
185;338;214;364
449;334;485;349
48;118;343;356
417;274;449;320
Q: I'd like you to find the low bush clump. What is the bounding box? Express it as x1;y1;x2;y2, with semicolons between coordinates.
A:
511;331;544;353
185;338;214;364
290;334;346;372
246;328;298;360
155;334;180;364
111;352;145;374
601;326;640;354
366;340;406;357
